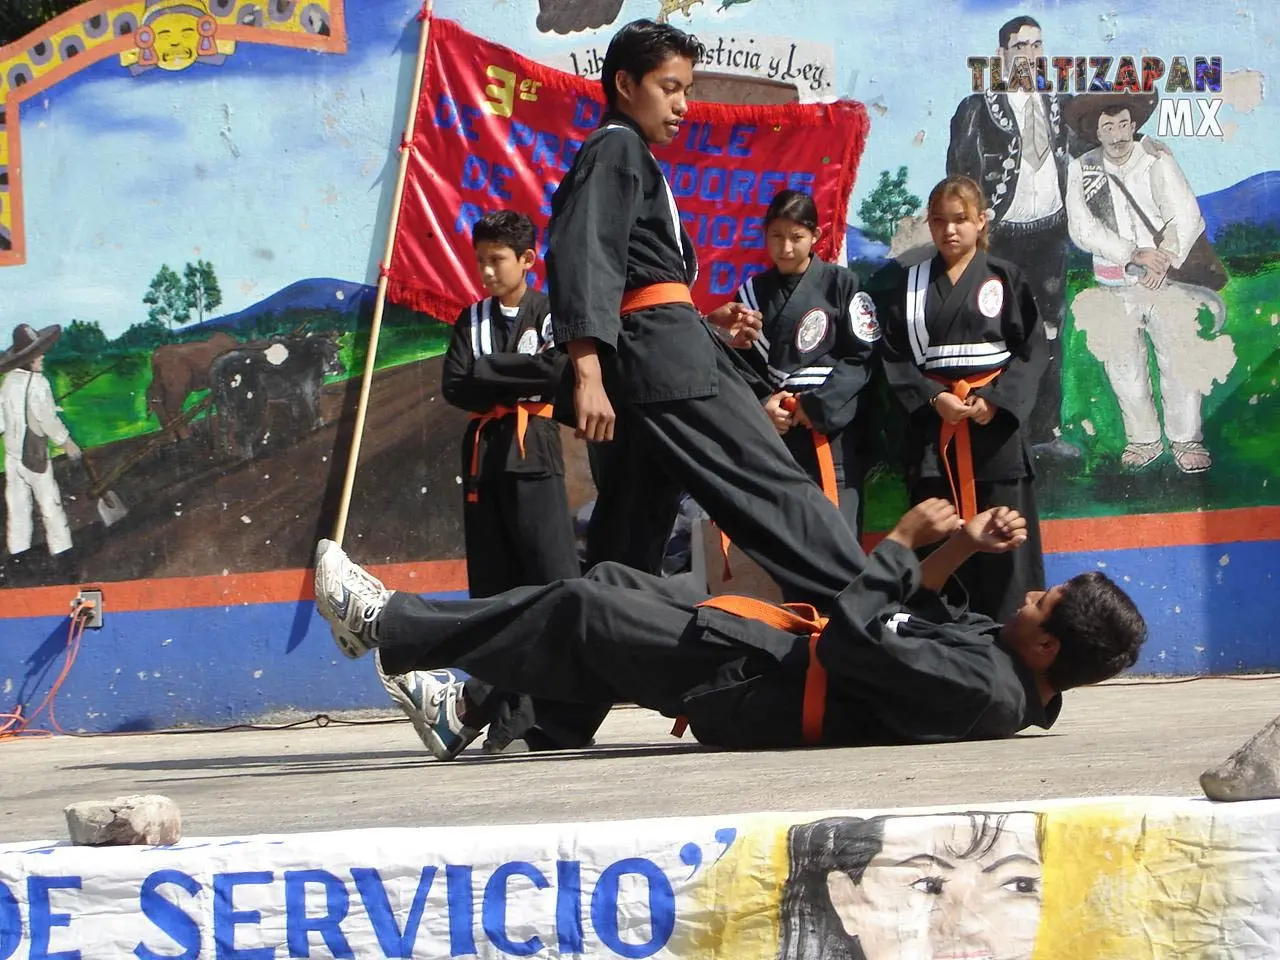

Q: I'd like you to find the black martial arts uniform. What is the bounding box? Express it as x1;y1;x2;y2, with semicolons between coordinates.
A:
373;539;1061;751
547;113;865;607
735;260;880;541
868;252;1048;622
441;288;607;751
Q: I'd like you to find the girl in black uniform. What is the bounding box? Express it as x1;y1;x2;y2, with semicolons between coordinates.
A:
868;175;1049;622
735;190;880;544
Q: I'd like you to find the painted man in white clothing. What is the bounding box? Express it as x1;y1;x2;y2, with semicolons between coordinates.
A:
0;324;81;556
1064;93;1235;474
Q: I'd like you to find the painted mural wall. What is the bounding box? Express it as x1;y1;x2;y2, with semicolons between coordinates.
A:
0;0;1276;730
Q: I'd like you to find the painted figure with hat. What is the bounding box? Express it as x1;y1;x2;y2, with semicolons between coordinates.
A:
0;324;81;557
1064;91;1235;474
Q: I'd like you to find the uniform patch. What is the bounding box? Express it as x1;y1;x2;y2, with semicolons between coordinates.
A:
977;277;1005;319
794;308;830;353
849;291;881;343
517;328;540;355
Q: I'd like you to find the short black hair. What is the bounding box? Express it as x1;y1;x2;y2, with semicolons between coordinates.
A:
600;19;704;110
472;210;536;256
764;190;819;231
1044;572;1147;690
998;15;1041;50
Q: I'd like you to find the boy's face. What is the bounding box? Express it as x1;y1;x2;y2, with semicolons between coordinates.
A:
1002;584;1065;671
474;241;534;299
614;54;694;146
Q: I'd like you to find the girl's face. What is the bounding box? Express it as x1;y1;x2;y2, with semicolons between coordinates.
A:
927;196;987;262
766;218;819;275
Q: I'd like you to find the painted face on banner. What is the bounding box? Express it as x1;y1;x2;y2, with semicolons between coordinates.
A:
766;217;819;275
825;813;1044;960
616;54;694;146
474;241;534;300
999;24;1044;78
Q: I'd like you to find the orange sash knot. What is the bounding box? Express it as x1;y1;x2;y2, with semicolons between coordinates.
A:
465;402;554;503
929;369;1002;520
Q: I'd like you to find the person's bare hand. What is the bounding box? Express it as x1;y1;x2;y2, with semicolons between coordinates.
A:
886;498;963;551
706;301;763;348
787;395;812;428
960;506;1027;553
62;438;82;461
574;378;615;442
934;391;971;424
966;396;998;426
765;392;795;434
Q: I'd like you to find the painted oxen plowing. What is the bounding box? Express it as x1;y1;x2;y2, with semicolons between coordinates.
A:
145;331;238;441
210;333;345;459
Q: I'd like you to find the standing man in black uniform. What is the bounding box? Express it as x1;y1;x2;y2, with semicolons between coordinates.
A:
548;19;867;609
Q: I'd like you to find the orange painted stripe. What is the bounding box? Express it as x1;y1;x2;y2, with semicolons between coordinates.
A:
2;560;468;620
4;507;1280;620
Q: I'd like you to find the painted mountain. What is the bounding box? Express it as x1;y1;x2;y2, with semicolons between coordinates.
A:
184;278;379;335
1198;171;1280;239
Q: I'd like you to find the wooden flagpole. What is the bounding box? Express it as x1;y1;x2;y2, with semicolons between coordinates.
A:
331;0;435;546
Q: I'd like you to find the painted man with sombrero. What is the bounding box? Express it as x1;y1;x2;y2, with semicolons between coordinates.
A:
0;323;81;557
1063;90;1236;475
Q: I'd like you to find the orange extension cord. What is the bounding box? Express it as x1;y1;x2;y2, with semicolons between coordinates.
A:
0;601;92;742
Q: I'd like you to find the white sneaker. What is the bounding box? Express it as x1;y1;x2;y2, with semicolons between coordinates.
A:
313;539;390;659
375;656;481;760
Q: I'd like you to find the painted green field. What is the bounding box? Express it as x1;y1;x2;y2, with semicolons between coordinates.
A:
0;321;455;462
8;265;1277;531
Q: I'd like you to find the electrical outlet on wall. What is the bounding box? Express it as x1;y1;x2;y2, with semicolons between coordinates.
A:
74;589;104;629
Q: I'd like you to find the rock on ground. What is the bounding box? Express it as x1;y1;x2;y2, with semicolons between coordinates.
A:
1201;713;1280;802
64;794;182;846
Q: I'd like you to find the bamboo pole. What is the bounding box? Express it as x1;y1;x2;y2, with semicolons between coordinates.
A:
331;0;435;546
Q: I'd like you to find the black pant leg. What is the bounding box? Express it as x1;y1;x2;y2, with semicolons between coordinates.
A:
375;572;786;718
633;347;866;610
585;425;685;575
489;475;613;751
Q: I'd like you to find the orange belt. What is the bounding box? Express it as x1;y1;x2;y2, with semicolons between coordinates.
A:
930;369;1002;520
670;595;829;745
619;282;694;316
465;402;554;503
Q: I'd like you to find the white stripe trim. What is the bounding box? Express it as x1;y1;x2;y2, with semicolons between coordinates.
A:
926;340;1010;359
476;299;493;356
923;353;1011;371
469;303;481;359
905;260;931;366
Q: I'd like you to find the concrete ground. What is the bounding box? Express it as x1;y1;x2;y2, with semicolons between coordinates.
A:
2;676;1277;843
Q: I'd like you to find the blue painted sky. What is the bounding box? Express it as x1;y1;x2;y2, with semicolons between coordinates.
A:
2;0;1274;336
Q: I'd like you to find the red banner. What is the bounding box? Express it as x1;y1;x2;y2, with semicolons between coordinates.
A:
386;16;869;321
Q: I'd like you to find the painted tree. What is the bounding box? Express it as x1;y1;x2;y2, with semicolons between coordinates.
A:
143;264;189;330
182;259;223;325
858;166;922;245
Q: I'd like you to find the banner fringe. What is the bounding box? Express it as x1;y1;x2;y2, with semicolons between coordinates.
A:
385;278;464;325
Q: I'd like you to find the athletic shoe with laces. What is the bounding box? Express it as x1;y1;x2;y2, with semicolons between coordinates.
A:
374;656;481;760
313;538;390;659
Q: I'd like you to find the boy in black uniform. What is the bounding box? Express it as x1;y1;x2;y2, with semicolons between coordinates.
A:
311;498;1147;754
369;211;607;759
548;19;867;607
868;176;1049;623
737;189;880;544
